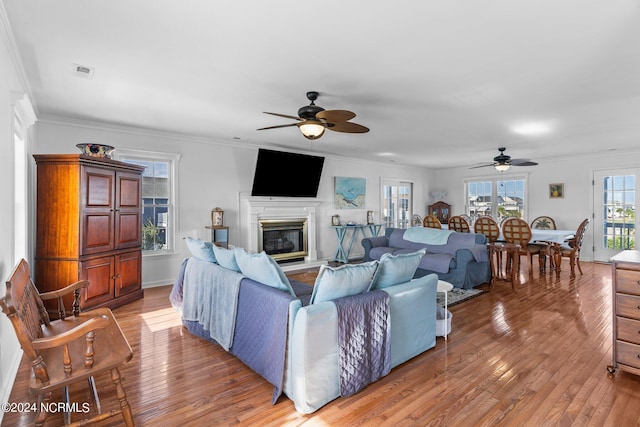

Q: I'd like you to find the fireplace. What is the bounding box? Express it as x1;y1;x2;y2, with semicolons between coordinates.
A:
241;195;320;264
259;219;307;262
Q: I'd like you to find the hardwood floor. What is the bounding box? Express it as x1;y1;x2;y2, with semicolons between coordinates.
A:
4;262;640;426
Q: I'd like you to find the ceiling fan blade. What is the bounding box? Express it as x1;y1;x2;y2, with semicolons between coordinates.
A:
511;159;538;166
468;163;495;169
327;121;369;133
317;109;356;123
256;123;299;131
263;112;302;121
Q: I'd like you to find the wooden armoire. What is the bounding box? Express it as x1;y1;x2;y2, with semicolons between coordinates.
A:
34;154;146;315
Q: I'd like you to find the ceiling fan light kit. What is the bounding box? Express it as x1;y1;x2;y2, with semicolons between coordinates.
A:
469;147;538;172
298;120;326;140
258;91;369;140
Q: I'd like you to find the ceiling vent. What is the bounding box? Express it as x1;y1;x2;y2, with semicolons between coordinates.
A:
72;63;95;79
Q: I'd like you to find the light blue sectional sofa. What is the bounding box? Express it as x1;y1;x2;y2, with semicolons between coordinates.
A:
287;271;436;413
171;238;438;414
362;227;491;289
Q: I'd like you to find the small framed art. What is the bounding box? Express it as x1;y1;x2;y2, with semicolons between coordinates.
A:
549;183;564;199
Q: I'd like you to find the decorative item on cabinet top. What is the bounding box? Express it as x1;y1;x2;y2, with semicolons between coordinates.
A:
76;143;115;158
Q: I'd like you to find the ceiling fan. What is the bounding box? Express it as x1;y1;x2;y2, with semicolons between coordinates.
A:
469;147;538;172
257;91;369;140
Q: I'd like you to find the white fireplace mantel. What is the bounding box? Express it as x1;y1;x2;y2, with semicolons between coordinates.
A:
241;196;321;261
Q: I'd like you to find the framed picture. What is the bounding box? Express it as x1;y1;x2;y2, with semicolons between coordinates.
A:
367;210;374;224
331;214;341;226
549;183;564;199
335;176;366;209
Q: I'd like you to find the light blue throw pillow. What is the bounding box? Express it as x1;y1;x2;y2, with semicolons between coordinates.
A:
211;244;240;272
234;248;295;296
310;261;379;304
185;237;217;263
371;249;426;289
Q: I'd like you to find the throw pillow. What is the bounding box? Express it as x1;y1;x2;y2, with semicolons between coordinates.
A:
371;249;426;289
310;261;379;304
234;248;295;296
185;237;217;263
212;244;240;272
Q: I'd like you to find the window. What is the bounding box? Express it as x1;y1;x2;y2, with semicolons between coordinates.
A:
381;179;413;229
12;94;36;264
466;176;527;223
117;150;179;254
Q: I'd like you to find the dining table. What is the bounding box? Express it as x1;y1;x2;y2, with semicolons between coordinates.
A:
529;229;575;273
530;229;575;244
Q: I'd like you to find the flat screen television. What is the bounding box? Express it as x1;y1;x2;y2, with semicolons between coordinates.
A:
251;149;325;197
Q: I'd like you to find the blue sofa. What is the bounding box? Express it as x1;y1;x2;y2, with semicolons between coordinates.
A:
171;245;438;414
362;227;491;289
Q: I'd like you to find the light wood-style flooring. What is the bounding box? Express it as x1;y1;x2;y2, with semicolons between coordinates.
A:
4;262;640;426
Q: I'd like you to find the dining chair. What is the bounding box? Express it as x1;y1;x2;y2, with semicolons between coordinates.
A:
459;214;472;225
473;216;501;243
501;217;547;274
531;216;557;230
0;259;135;426
448;215;471;233
552;218;590;278
423;215;442;229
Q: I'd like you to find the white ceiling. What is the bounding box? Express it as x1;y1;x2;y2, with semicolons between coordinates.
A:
4;0;640;168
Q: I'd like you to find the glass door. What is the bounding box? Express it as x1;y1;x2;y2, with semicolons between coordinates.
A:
593;169;637;261
381;179;413;229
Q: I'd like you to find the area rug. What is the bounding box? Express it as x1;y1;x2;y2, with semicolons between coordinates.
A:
437;287;487;308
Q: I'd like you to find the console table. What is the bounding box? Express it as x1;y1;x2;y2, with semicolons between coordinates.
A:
331;224;384;263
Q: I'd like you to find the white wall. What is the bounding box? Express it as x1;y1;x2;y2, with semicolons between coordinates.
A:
33;119;436;286
433;149;640;262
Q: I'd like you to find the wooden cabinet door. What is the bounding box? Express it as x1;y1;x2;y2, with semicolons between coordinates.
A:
115;250;141;297
115;171;142;250
80;256;115;309
81;167;115;255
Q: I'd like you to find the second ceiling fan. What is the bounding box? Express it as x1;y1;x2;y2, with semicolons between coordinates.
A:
257;91;369;140
470;147;538;172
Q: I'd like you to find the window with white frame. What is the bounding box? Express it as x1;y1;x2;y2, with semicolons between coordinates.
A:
466;176;527;224
117;150;179;254
12;94;36;265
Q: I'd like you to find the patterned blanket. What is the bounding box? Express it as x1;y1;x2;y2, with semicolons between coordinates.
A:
334;290;391;397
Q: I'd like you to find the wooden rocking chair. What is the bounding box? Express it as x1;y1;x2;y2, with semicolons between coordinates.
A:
0;259;135;426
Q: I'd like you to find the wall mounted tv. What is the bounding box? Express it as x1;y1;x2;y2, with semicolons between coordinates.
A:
251;149;325;197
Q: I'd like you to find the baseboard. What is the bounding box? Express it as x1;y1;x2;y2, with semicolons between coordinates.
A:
143;280;174;289
0;347;23;424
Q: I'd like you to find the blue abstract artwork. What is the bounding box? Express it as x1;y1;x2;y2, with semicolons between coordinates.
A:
335;176;366;209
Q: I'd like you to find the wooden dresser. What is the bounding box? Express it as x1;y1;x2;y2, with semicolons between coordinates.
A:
34;154;146;316
608;250;640;377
